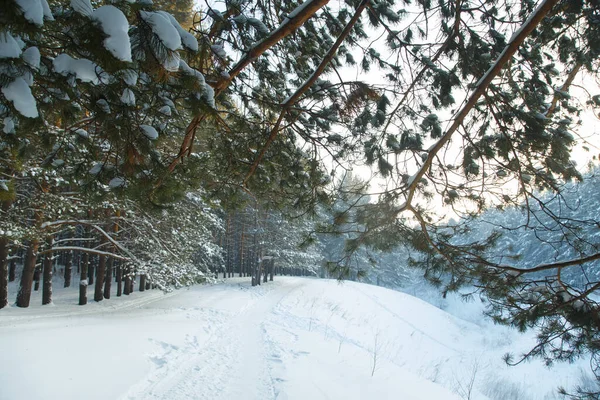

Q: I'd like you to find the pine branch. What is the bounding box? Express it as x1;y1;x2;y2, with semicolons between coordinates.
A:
398;0;559;211
545;61;582;118
243;0;370;186
37;246;130;261
213;0;331;94
162;0;331;186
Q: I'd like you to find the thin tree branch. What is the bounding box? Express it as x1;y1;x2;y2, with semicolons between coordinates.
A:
243;0;370;186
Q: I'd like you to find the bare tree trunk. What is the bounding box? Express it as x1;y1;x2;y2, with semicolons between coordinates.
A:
269;260;274;282
139;274;146;292
103;210;119;300
0;236;9;309
9;258;16;282
33;263;41;291
64;250;72;287
87;257;94;286
94;249;106;302
124;268;131;295
103;257;113;299
16;241;39;308
79;250;89;305
116;260;122;297
42;236;53;305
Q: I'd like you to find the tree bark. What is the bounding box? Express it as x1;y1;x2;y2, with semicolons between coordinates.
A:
64;250;72;287
79;251;89;306
42;236;53;305
103;257;113;299
0;237;9;309
88;259;94;286
116;260;122;297
9;258;16;282
139;274;146;292
16;241;39;308
124;268;131;295
269;260;274;282
94;249;106;302
33;263;41;291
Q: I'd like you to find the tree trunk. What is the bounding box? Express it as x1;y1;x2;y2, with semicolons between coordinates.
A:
124;268;131;295
139;274;146;292
33;263;41;291
42;237;53;305
94;251;106;302
263;262;268;283
116;261;122;297
16;241;39;308
79;251;89;306
0;237;9;309
103;257;113;299
269;260;274;282
64;250;73;287
9;258;16;282
88;260;94;286
145;280;150;290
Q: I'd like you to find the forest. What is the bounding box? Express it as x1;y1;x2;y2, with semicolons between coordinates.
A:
1;0;600;397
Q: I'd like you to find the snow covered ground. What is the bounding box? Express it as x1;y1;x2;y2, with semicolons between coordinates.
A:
0;277;592;399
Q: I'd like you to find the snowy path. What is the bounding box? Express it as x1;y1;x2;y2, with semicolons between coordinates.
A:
124;279;306;400
0;277;589;400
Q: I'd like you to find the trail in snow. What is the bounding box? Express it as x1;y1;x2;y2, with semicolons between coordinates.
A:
123;279;307;400
1;277;591;400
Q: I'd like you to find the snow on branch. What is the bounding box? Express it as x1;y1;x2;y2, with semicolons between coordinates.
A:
37;246;130;260
213;0;330;94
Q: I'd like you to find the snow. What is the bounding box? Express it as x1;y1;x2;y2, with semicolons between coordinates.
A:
140;11;181;51
120;69;138;86
22;46;40;68
92;6;132;62
287;0;316;20
203;85;215;108
53;53;107;84
157;11;198;52
1;77;38;118
70;0;93;17
158;105;171;116
207;8;224;22
0;277;588;400
211;44;227;59
120;88;136;106
73;128;89;139
0;32;22;59
3;117;15;134
108;177;125;188
89;163;103;175
247;17;269;35
96;98;111;113
14;0;53;25
140;124;158;140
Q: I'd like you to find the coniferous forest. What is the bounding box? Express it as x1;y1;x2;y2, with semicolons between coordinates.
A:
2;0;600;397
